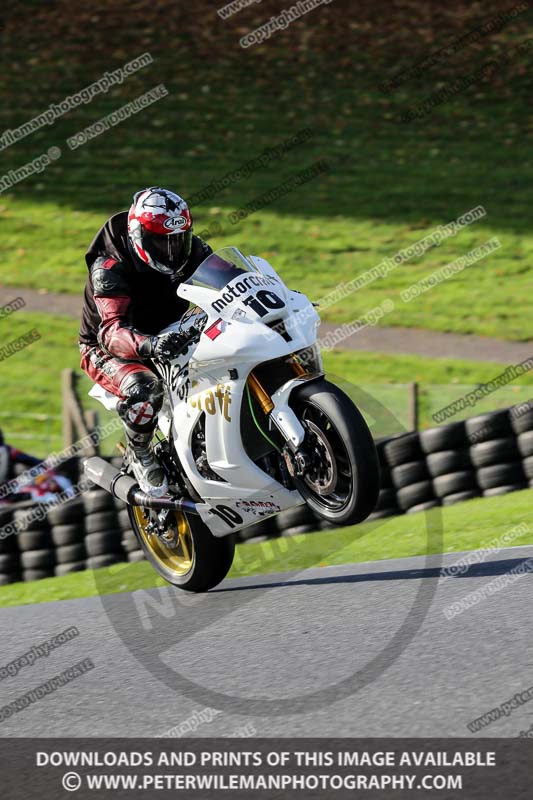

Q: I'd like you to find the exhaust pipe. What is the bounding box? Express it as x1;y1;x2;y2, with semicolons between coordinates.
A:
83;456;199;514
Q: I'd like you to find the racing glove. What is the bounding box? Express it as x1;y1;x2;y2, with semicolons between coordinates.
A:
138;331;189;360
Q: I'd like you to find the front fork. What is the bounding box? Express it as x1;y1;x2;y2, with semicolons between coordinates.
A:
247;361;317;478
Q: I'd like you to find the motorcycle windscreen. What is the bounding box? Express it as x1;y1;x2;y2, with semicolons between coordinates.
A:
184;247;260;290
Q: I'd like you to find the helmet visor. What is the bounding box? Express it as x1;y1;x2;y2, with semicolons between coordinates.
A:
144;230;193;273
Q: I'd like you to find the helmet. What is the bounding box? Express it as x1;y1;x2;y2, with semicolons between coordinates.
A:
127;187;193;276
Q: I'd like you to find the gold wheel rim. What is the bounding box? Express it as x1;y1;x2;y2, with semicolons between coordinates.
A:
133;506;194;576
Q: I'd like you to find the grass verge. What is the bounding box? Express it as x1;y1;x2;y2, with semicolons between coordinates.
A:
0;489;531;608
1;312;531;453
0;3;531;340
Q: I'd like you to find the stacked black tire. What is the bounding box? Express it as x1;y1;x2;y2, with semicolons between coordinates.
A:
367;403;532;518
8;492;123;580
231;503;324;542
81;455;143;565
466;409;529;498
421;422;478;508
516;404;533;489
15;505;57;581
49;496;86;576
3;453;140;581
82;488;125;569
0;508;21;585
118;503;145;563
367;439;401;519
275;504;319;537
235;516;280;544
6;487;144;583
384;430;447;513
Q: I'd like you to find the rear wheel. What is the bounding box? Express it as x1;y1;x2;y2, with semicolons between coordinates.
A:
128;504;235;592
289;379;380;526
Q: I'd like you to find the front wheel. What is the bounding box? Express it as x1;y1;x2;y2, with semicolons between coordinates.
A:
289;378;380;526
128;505;235;592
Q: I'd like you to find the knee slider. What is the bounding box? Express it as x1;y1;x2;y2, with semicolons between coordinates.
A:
117;372;164;432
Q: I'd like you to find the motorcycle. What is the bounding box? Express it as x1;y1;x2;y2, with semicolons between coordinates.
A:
84;247;379;591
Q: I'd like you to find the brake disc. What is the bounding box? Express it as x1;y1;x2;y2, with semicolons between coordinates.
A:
303;419;337;495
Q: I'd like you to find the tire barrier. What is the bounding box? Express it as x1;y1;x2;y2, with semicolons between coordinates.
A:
0;456;144;585
0;402;530;584
366;404;530;519
268;403;531;529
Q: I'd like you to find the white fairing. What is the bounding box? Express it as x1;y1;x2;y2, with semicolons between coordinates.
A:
88;384;119;411
89;247;322;537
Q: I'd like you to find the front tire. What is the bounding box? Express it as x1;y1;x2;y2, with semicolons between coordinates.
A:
128;505;235;592
290;378;380;526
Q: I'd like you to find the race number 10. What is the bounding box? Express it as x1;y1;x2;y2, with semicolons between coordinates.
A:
242;290;285;317
209;505;244;528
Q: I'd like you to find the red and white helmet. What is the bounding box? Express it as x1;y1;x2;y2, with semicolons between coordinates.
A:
127;187;193;275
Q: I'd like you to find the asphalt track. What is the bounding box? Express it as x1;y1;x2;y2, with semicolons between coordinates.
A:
1;546;533;738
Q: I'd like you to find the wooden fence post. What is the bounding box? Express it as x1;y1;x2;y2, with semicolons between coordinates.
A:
61;369;98;455
408;381;419;431
84;409;100;456
61;369;76;449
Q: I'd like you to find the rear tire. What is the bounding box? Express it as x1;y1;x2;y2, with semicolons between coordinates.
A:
128;505;235;592
289;379;380;526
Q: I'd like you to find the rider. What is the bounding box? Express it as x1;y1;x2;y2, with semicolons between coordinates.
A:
0;428;41;489
79;187;212;497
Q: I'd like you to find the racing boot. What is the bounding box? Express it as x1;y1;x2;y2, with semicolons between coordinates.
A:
124;426;169;498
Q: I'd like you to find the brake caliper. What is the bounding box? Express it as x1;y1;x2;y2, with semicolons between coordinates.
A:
282;446;311;477
154;509;180;548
